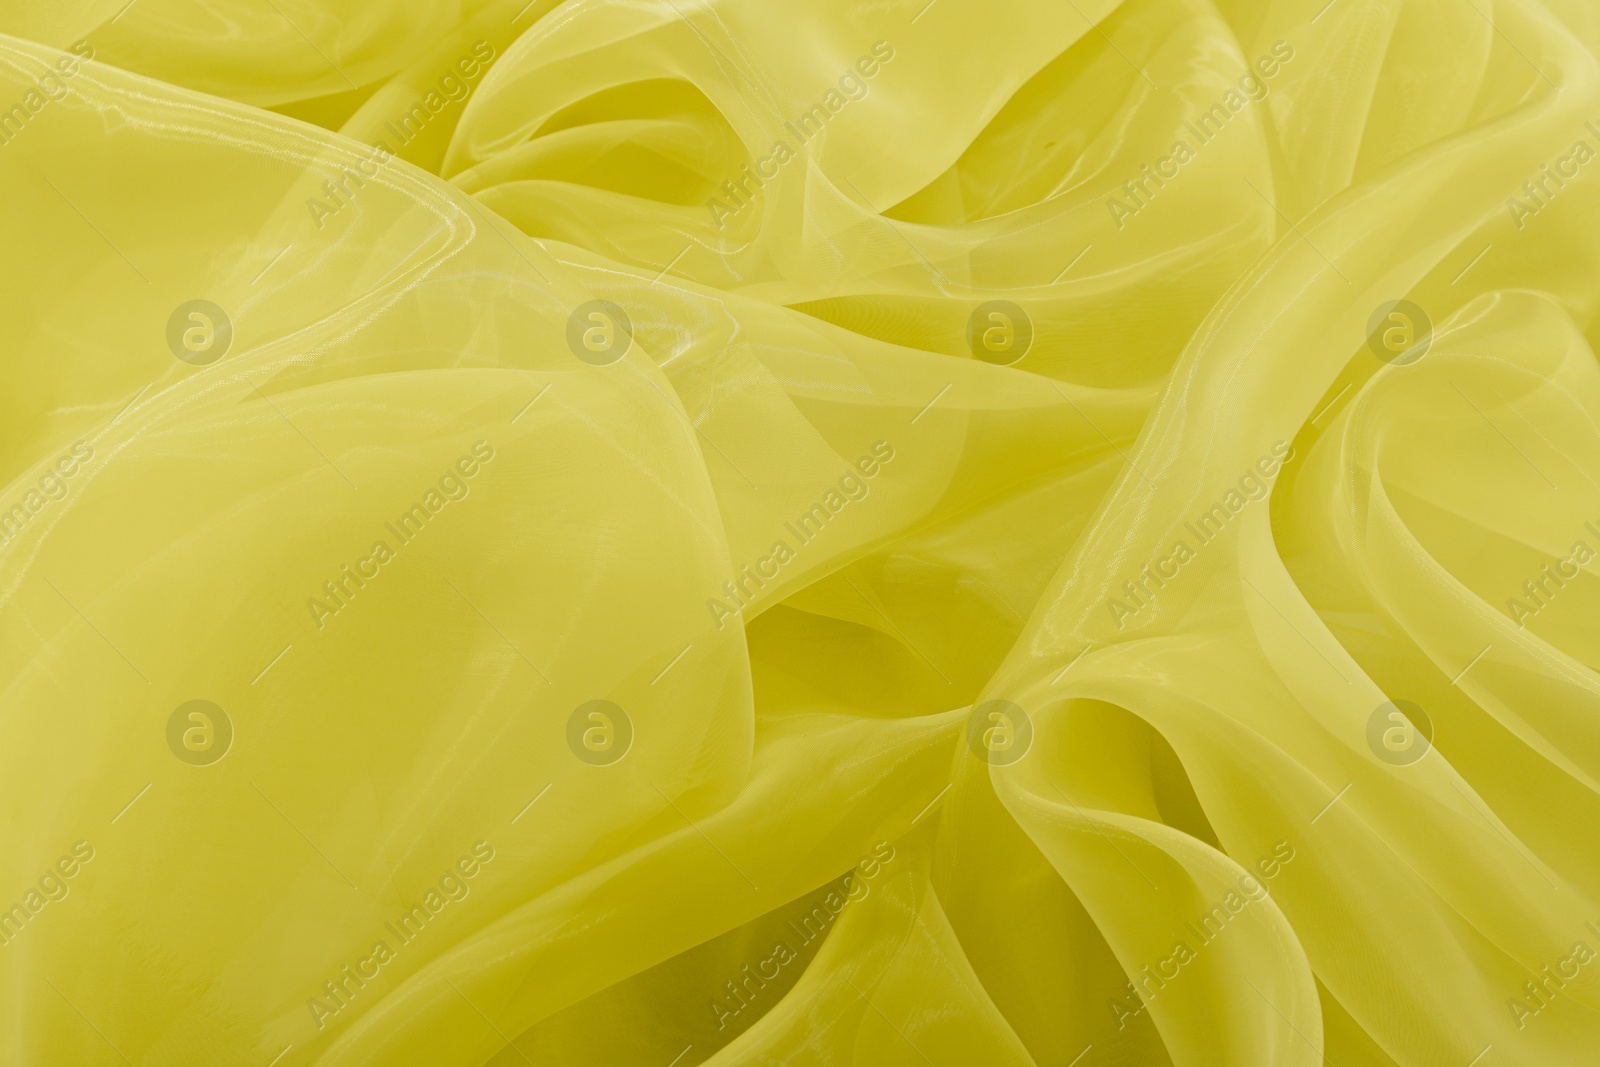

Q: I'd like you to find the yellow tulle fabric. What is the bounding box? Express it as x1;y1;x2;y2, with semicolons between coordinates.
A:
3;0;1600;1063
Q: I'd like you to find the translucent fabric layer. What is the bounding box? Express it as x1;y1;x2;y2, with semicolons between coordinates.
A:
2;0;1599;1063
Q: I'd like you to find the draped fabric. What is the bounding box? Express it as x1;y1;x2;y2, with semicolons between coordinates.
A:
3;0;1600;1063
